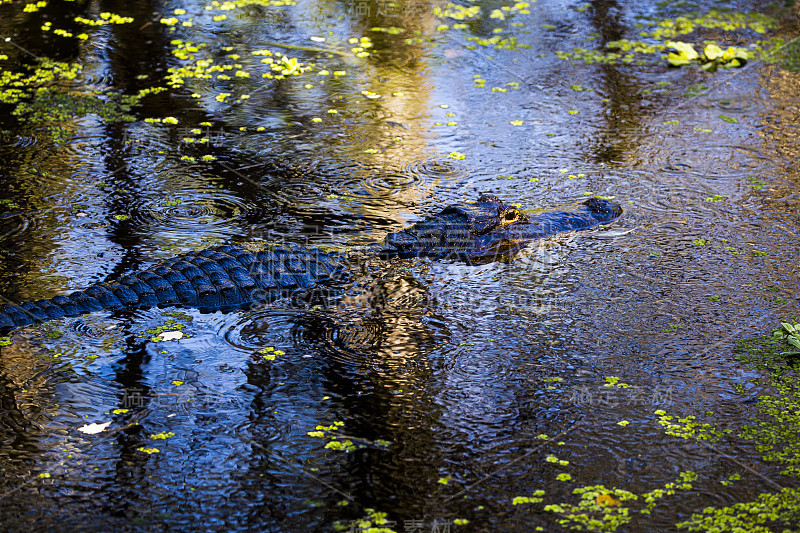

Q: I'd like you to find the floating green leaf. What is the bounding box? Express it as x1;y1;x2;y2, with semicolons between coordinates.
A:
704;43;723;61
666;41;699;66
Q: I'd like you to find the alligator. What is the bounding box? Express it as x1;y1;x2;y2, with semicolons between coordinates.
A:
0;195;622;332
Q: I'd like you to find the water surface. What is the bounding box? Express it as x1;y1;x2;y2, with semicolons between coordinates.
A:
0;0;799;531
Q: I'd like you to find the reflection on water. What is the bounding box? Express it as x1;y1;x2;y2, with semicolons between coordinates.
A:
1;0;799;530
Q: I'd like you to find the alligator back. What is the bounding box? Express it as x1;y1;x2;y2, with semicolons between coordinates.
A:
0;244;345;332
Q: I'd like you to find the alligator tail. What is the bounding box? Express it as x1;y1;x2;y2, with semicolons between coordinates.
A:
0;244;345;333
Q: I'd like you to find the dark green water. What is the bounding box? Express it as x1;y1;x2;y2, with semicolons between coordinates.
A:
0;0;799;531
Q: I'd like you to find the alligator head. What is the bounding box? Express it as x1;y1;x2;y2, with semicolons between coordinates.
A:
374;194;622;263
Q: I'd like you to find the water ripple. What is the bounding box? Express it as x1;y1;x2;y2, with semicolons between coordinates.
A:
338;171;425;199
0;212;33;242
709;96;757;113
3;135;38;148
131;190;256;234
401;156;471;181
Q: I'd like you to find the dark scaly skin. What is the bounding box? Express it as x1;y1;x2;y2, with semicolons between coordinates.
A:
0;195;622;332
373;195;622;262
0;245;347;332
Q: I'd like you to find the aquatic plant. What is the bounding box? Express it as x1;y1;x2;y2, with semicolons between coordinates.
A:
510;320;800;532
526;472;699;531
555;9;778;71
666;42;749;71
674;324;800;531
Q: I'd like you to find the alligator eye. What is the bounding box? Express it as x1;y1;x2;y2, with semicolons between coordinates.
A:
503;210;519;222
